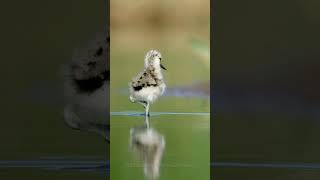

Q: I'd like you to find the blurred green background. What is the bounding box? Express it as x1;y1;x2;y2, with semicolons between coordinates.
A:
0;0;108;179
110;0;210;179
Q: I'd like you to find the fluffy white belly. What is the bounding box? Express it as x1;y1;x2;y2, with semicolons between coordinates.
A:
75;83;109;114
64;81;109;128
132;84;165;103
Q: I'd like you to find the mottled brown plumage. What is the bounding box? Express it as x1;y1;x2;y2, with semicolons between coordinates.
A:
129;50;167;119
64;29;110;142
131;67;159;91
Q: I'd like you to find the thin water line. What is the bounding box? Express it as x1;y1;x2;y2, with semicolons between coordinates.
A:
0;160;109;172
1;160;320;171
111;111;210;116
211;162;320;170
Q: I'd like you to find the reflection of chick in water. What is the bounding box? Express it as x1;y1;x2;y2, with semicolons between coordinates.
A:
130;120;165;180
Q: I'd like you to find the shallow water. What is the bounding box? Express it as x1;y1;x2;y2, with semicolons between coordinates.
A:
111;112;210;180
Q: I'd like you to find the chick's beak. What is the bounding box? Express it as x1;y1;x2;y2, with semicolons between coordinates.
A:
160;64;167;70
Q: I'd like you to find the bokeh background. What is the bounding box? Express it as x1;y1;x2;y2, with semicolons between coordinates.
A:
213;0;320;179
0;0;108;179
110;0;210;180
